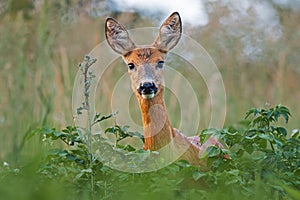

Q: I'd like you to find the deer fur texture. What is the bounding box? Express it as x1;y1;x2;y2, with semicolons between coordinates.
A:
105;12;226;167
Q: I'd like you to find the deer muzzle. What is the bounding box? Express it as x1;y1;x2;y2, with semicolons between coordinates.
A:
137;82;158;99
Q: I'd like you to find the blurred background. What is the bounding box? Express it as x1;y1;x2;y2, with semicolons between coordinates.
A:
0;0;299;164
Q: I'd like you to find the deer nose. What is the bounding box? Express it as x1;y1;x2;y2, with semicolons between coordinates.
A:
138;82;158;99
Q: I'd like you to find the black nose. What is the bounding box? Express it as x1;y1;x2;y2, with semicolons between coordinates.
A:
138;82;158;95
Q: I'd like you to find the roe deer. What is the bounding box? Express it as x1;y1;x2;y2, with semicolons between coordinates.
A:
105;12;226;167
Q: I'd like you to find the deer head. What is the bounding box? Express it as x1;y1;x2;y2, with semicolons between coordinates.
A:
105;12;182;100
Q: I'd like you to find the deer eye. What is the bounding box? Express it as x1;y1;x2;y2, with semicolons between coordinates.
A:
157;61;164;69
128;63;135;70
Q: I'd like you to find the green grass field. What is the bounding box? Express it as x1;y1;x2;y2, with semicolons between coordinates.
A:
0;1;299;200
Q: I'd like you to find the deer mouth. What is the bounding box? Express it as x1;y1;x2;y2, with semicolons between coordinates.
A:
141;92;155;99
137;82;158;99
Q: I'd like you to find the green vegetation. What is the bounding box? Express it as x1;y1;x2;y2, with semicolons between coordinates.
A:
1;103;299;200
1;1;299;200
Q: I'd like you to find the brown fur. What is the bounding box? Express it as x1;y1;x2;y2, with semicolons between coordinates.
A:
123;47;206;166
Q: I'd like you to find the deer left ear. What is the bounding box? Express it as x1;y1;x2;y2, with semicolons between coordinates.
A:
153;12;182;51
105;18;136;55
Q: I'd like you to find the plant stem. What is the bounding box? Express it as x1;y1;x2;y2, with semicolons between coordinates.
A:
269;141;275;153
104;181;107;198
81;55;97;199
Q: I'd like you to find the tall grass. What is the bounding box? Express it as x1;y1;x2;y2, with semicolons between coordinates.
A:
0;1;74;162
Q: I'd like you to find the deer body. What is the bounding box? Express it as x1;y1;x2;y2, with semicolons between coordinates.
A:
105;12;224;167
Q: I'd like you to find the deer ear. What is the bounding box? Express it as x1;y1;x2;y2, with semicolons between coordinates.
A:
153;12;182;51
105;18;136;55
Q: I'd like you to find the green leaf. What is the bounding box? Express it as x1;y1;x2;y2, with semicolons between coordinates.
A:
258;133;273;141
105;126;117;133
227;169;240;176
53;131;63;138
221;149;236;159
206;146;221;158
244;129;257;140
175;160;190;168
62;126;77;133
127;131;143;139
93;112;117;125
251;151;266;160
291;129;299;138
243;142;254;154
58;150;68;157
222;128;237;136
201;128;219;135
276;127;287;137
281;113;290;123
245;108;259;119
275;105;291;123
277;105;291;114
81;168;92;173
120;144;136;152
252;116;263;127
192;171;206;181
282;185;300;200
77;107;83;115
66;154;77;161
274;138;283;147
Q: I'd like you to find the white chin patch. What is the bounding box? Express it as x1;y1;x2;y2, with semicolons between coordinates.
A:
141;93;155;99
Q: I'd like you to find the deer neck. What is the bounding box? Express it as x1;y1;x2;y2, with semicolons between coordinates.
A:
136;87;175;150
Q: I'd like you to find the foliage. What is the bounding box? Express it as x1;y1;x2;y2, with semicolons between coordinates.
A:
1;105;299;200
105;125;144;149
200;105;299;199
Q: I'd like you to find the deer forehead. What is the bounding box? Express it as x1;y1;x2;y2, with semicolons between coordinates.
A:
123;47;166;65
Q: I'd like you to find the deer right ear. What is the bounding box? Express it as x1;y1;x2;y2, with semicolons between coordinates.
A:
153;12;182;51
105;18;136;55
